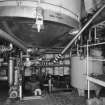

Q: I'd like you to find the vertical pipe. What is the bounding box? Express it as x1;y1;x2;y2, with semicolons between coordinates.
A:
19;85;22;100
89;29;92;41
94;27;98;42
8;57;14;86
86;41;90;99
48;75;52;93
19;51;23;100
14;70;18;85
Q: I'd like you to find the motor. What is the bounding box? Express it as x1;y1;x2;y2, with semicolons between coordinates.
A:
9;86;18;99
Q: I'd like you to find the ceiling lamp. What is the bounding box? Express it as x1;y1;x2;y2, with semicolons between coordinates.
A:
32;0;44;32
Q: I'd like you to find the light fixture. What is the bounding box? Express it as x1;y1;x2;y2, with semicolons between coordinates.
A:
32;0;44;32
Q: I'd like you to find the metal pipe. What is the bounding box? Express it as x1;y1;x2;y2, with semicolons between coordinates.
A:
89;29;92;41
80;41;105;48
61;4;105;55
88;58;105;62
48;75;52;93
86;41;90;99
0;29;27;52
14;70;18;85
94;27;97;41
8;57;14;86
19;85;22;100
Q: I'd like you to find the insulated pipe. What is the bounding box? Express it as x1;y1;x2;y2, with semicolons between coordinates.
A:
0;29;27;52
61;4;105;55
8;57;14;86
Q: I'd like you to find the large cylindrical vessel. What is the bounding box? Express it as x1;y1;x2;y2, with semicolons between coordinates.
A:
71;56;103;96
0;0;80;27
0;0;81;48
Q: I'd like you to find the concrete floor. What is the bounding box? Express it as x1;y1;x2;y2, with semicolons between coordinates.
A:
1;81;105;105
3;81;105;105
0;82;86;105
1;82;105;105
1;92;86;105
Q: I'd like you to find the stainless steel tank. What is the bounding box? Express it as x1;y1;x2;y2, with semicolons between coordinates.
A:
71;56;103;96
0;0;81;48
